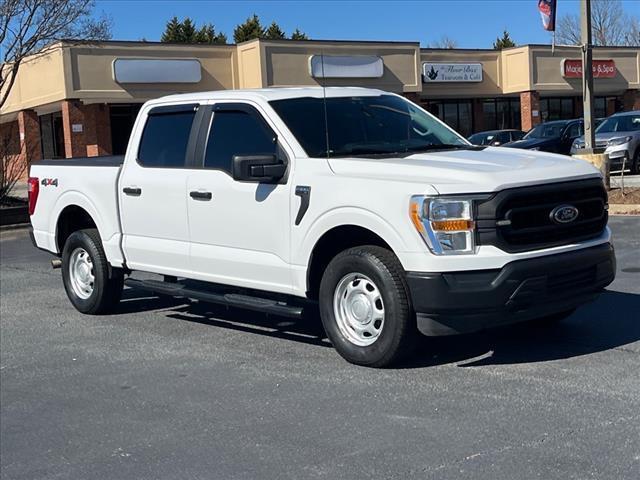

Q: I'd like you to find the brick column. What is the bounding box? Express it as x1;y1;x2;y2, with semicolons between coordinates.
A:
61;100;86;158
520;91;541;132
61;101;113;158
17;109;42;164
621;89;640;111
83;104;112;157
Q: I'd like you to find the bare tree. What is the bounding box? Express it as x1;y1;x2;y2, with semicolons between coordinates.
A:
556;0;640;46
0;122;25;202
0;0;112;111
429;35;458;49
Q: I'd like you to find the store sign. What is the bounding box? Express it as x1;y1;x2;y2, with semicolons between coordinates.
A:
309;55;384;78
562;59;616;78
113;58;202;83
422;63;483;83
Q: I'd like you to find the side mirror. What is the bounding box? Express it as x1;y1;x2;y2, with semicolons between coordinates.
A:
232;154;286;183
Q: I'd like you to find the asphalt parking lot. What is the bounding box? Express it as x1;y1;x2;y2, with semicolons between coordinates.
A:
1;217;639;480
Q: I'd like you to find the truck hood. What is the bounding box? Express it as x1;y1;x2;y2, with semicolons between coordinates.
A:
327;146;600;194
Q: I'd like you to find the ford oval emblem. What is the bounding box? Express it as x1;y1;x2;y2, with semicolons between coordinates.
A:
550;204;579;224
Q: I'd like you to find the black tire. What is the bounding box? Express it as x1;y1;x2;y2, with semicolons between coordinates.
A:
319;246;417;367
61;228;124;314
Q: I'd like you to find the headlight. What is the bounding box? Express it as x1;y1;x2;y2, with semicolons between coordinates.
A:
607;136;632;147
530;147;540;151
409;196;476;255
573;141;585;149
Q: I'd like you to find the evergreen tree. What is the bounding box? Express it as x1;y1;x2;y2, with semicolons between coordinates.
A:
290;28;308;40
181;18;197;42
161;17;227;44
161;16;183;43
233;14;265;43
493;30;516;49
265;21;286;39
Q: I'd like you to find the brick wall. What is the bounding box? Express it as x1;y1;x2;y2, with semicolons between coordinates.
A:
84;104;112;157
61;100;113;158
520;91;540;132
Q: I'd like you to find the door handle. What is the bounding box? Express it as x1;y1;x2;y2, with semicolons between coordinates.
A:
123;187;142;196
189;191;212;201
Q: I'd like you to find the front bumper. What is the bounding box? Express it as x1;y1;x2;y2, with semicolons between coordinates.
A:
406;243;615;336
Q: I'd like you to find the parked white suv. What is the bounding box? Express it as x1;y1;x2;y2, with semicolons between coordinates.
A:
28;88;615;367
571;110;640;174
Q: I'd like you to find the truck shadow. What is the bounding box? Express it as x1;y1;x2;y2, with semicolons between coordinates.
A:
116;288;330;348
401;290;640;369
115;288;640;367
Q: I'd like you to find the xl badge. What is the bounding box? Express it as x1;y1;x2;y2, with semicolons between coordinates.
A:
550;204;579;224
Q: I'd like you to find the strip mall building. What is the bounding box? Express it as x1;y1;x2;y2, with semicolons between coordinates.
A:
1;39;639;168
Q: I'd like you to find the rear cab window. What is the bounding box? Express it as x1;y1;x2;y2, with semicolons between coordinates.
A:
138;104;198;168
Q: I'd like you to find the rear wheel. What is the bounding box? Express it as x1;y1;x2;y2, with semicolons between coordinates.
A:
319;246;417;367
61;229;124;314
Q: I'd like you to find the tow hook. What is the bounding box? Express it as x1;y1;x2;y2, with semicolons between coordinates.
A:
51;259;62;269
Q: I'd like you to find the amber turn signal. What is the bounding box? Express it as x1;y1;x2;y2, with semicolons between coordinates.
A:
430;219;475;231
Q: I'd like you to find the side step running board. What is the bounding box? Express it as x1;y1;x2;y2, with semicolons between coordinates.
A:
124;278;303;318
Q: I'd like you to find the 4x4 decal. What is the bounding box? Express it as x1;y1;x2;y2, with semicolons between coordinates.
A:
41;178;58;187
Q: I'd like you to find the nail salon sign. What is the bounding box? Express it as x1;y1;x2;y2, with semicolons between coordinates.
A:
422;63;483;83
562;59;616;79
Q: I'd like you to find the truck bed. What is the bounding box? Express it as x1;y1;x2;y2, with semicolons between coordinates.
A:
29;156;125;267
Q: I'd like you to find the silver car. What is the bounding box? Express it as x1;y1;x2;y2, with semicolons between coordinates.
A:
571;110;640;174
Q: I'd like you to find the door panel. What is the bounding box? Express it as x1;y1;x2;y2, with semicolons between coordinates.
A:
187;174;291;291
186;104;293;293
120;164;193;274
119;104;200;275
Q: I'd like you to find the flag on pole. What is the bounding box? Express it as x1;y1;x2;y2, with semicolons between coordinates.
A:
538;0;557;31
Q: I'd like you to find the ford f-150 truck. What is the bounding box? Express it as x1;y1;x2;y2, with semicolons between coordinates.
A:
29;87;615;367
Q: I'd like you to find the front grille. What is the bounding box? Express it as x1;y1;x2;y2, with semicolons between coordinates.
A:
476;178;608;253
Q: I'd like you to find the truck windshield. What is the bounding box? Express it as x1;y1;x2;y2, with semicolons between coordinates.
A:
269;95;471;158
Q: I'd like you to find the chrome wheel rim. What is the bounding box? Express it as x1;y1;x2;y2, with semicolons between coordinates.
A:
333;273;385;347
69;248;95;299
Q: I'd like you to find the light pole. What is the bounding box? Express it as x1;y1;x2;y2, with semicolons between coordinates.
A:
581;0;595;154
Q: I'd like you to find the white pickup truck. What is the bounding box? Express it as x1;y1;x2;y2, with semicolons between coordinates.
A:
29;87;615;367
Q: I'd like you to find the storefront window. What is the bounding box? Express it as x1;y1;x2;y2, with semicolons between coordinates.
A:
110;104;142;155
482;98;520;131
428;100;474;137
540;97;574;122
594;96;618;118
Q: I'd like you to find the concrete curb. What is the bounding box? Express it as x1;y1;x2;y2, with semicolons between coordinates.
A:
0;223;30;232
609;204;640;216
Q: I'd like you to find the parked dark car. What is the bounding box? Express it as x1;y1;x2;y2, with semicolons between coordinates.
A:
504;119;583;155
468;129;525;146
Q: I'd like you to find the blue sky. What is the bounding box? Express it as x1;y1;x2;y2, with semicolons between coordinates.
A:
96;0;639;48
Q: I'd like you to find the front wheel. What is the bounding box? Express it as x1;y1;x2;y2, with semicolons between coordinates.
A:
319;246;417;367
61;229;124;314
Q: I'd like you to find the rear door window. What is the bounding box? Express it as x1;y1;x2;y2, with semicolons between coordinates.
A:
138;107;196;168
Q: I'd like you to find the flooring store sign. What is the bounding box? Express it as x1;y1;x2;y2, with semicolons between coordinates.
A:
423;63;483;83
